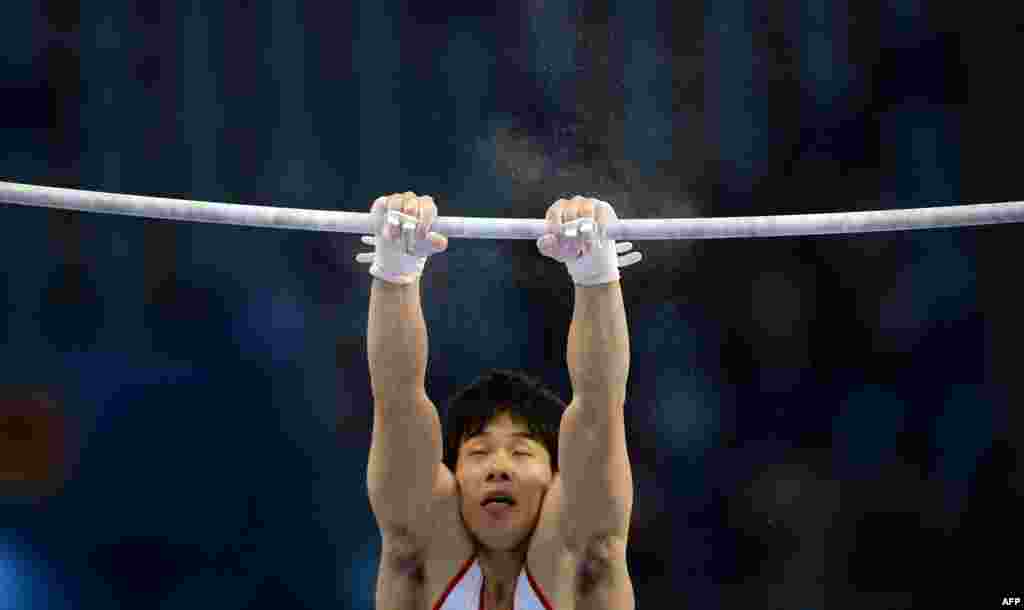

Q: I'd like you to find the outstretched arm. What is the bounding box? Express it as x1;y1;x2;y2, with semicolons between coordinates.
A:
567;281;630;408
366;194;448;561
561;279;633;554
368;276;429;395
535;195;637;606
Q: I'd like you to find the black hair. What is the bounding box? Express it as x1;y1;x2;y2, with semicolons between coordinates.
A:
443;369;566;473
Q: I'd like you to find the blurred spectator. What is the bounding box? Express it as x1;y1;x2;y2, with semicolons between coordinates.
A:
0;387;77;501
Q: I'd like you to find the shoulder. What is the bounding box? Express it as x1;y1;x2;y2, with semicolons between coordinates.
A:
375;530;428;610
531;474;636;610
419;464;478;605
572;534;634;610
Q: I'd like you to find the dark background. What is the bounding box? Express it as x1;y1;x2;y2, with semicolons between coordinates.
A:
1;1;1021;608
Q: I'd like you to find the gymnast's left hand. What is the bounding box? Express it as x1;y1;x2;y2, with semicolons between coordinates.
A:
537;196;642;286
355;192;449;285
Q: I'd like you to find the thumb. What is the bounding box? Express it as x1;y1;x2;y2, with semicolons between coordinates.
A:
429;232;448;253
537;234;556;256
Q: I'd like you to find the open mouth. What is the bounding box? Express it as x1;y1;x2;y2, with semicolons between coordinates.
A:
481;496;516;507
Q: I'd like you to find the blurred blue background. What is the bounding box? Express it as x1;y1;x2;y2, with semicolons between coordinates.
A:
1;1;1021;608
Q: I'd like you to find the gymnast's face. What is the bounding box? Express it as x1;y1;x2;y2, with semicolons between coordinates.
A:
455;411;554;552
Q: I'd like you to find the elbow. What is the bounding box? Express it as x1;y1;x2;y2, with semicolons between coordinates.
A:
571;372;629;401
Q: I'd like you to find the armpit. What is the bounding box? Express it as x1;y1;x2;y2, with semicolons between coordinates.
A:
381;528;426;581
577;535;627;592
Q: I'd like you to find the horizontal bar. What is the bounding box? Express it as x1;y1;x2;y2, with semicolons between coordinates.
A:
2;180;1024;240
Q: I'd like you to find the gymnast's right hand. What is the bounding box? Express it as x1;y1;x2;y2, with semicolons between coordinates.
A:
355;192;449;285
